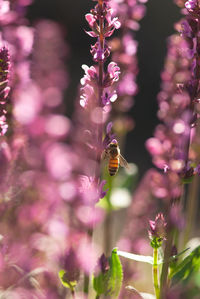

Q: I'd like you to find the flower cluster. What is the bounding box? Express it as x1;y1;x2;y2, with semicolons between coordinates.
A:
143;0;200;191
146;33;192;179
80;0;121;109
85;6;121;39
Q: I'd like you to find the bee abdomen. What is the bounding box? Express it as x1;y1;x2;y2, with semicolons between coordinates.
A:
108;158;119;176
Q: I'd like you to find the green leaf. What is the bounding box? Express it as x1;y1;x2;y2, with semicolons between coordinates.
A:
93;248;123;297
117;250;153;264
58;269;77;290
106;248;123;297
168;248;190;264
170;246;200;284
117;248;189;267
93;272;107;295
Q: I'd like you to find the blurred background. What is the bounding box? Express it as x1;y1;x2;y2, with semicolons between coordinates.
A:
27;0;181;177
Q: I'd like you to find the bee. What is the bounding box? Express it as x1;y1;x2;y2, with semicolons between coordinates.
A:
102;140;129;176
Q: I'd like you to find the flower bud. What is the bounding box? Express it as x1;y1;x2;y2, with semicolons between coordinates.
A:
148;213;167;248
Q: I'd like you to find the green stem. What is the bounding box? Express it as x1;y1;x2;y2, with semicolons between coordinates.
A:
83;274;89;295
153;248;160;299
103;172;113;255
83;228;93;295
160;230;174;297
184;172;199;246
96;295;100;299
104;211;112;256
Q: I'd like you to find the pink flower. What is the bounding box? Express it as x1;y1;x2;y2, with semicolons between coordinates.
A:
80;64;97;85
185;0;197;10
103;62;120;87
85;13;97;27
106;10;121;30
80;84;94;108
0;116;8;136
78;176;107;204
108;62;120;81
102;90;118;105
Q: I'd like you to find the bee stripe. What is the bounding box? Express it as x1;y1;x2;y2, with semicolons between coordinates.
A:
109;165;119;176
108;158;119;176
109;169;117;172
109;159;118;165
110;159;118;163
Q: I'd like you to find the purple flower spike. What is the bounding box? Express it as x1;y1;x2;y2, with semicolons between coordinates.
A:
0;46;10;136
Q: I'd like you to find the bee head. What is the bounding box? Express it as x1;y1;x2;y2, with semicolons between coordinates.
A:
109;139;118;148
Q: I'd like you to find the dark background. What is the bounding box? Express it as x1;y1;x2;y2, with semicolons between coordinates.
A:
27;0;181;177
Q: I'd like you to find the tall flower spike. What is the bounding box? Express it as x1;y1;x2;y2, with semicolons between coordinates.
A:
80;0;121;109
0;46;10;136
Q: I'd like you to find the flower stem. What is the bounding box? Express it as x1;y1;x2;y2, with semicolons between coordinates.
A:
83;274;89;295
160;229;174;297
71;289;76;299
184;174;199;246
103;170;113;255
83;229;93;295
153;248;160;299
96;295;100;299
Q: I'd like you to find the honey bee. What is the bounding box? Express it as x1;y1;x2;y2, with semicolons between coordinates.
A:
102;140;129;176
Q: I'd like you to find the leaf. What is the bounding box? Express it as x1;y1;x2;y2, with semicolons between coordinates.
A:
168;248;190;263
170;246;200;284
117;250;153;264
58;269;77;290
106;248;123;297
117;248;189;267
93;248;123;297
157;248;190;265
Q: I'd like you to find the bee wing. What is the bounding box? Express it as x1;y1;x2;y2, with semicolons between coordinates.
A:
101;149;110;162
119;154;129;169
